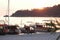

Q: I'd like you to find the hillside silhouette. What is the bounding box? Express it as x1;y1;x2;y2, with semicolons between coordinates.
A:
10;4;60;17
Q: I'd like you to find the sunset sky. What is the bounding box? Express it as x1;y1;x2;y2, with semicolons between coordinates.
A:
0;0;60;17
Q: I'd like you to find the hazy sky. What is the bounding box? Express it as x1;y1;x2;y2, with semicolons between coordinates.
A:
0;0;60;17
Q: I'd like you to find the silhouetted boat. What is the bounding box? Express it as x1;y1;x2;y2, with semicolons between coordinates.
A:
20;25;35;34
0;20;9;35
0;24;8;35
7;25;20;34
20;20;60;33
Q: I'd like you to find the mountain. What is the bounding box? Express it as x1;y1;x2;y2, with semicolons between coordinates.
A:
4;15;9;17
10;4;60;17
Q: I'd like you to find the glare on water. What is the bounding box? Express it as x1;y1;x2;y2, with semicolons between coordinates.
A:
0;17;60;25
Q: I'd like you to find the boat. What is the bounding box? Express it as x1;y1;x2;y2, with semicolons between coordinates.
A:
0;20;9;35
7;25;20;34
0;24;9;35
0;20;20;35
20;20;58;33
20;25;35;34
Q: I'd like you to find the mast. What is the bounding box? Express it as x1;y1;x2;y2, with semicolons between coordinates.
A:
8;0;10;25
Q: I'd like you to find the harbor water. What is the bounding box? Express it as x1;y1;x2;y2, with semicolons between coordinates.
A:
0;32;60;40
0;17;60;40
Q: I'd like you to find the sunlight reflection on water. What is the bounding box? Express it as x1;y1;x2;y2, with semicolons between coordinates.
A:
0;17;60;25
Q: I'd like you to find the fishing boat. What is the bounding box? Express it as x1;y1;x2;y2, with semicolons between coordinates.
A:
0;20;8;35
20;25;35;34
7;25;20;34
20;20;57;33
